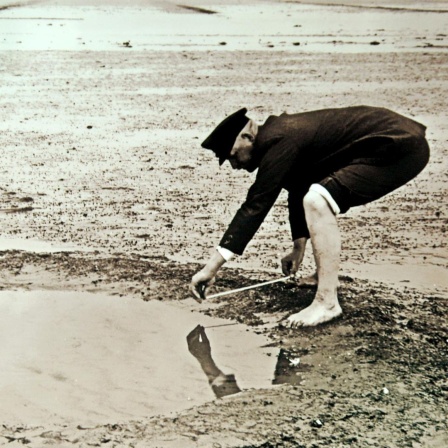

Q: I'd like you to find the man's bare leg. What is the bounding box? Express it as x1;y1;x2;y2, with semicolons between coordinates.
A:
296;272;318;287
288;191;342;327
296;272;340;288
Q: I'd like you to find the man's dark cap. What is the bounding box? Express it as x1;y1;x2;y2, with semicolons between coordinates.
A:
201;108;249;165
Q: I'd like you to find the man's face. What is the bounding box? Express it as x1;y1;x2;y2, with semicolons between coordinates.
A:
228;132;255;172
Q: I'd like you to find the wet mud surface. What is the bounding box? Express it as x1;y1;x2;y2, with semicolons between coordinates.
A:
1;47;447;287
1;0;448;446
0;250;447;447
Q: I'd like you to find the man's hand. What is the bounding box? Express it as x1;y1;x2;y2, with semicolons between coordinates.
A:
190;268;216;302
281;251;302;276
281;237;307;275
189;250;227;302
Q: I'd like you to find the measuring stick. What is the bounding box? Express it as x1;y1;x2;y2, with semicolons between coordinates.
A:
203;323;239;329
207;275;293;299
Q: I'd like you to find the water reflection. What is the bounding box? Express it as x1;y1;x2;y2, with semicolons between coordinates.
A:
187;325;241;398
187;325;304;398
273;348;305;386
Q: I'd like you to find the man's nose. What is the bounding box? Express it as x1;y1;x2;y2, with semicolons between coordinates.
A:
229;145;238;157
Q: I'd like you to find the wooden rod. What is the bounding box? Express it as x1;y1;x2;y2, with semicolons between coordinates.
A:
207;275;292;299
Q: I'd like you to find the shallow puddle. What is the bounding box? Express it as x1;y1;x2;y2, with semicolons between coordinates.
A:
0;290;279;425
0;237;93;253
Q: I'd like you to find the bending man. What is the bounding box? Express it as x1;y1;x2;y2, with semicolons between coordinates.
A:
189;106;429;327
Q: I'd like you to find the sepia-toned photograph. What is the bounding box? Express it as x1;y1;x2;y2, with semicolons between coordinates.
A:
0;0;447;446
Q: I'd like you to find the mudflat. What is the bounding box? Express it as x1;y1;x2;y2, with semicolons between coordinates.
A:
0;1;447;447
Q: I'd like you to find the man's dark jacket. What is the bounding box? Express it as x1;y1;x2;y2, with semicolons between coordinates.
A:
219;105;426;255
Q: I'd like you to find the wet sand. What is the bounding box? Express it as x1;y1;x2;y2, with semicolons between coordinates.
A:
0;0;447;446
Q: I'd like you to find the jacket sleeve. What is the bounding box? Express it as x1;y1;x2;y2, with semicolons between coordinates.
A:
219;137;297;255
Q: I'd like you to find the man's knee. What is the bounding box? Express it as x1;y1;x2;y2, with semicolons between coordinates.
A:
303;190;333;217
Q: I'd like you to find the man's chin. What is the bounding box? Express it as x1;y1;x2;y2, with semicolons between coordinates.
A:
229;160;257;172
245;163;258;173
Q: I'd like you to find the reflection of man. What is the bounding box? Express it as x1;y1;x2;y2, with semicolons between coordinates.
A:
190;106;429;327
187;326;305;393
187;325;241;398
